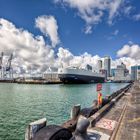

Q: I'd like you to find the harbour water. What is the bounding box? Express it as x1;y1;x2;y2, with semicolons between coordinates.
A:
0;83;128;140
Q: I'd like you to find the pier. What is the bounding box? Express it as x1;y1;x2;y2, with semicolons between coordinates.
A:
112;81;140;140
25;81;140;140
86;81;140;140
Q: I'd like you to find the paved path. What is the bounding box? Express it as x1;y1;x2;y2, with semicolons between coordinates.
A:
87;82;140;140
115;82;140;140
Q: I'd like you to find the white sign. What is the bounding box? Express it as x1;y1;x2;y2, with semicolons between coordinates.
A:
96;118;117;131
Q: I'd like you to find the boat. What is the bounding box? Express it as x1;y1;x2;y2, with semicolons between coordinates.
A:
58;65;105;84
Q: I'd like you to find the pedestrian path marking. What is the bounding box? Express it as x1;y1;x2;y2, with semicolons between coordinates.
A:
96;118;117;131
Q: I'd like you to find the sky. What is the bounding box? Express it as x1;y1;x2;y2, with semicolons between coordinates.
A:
0;0;140;73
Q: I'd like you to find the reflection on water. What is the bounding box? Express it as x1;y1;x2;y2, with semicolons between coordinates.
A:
0;83;128;139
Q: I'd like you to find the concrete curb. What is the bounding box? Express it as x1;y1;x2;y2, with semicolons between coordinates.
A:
110;101;127;140
88;84;131;128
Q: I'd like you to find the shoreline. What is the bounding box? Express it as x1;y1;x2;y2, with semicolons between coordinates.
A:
25;83;132;140
0;79;132;85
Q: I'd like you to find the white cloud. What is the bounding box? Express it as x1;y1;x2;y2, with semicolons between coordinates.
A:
123;6;133;16
56;47;101;71
0;18;103;74
56;47;74;67
1;17;140;75
35;15;60;47
0;18;56;73
117;45;130;57
112;57;140;72
84;25;92;34
128;41;133;45
55;42;140;72
108;0;122;25
116;43;140;71
133;14;140;21
55;0;126;33
113;29;119;36
107;29;119;40
117;44;140;59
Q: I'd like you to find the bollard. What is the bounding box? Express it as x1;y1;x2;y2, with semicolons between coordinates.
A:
25;118;47;140
92;100;98;107
105;95;110;100
80;100;98;118
71;116;90;140
32;125;72;140
71;104;81;120
102;98;110;106
75;116;90;134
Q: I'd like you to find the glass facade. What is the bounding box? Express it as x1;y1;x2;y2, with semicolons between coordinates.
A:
138;66;140;70
104;56;111;77
111;69;115;77
131;65;140;80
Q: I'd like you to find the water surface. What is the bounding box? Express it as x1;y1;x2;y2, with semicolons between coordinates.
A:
0;83;128;140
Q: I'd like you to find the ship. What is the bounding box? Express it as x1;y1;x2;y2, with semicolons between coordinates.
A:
58;65;105;84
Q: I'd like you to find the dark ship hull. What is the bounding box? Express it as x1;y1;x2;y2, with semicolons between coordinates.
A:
59;74;105;84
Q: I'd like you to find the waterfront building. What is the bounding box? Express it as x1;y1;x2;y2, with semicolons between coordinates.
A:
99;69;107;80
111;68;115;77
97;59;102;72
21;73;43;80
114;63;130;81
131;65;140;81
43;67;60;81
104;56;111;77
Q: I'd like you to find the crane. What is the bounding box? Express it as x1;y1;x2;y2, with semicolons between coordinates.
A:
6;54;13;71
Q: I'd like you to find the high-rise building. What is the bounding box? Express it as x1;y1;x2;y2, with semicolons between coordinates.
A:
97;59;102;72
114;63;129;81
104;56;111;77
131;65;140;81
100;69;107;80
111;68;115;77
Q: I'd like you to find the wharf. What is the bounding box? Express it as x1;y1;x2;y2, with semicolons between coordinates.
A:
86;81;140;140
25;82;140;140
113;81;140;140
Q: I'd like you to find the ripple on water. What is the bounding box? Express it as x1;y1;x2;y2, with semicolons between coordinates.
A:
0;83;128;139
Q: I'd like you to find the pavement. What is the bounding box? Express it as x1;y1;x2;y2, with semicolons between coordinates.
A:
114;82;140;140
86;82;140;140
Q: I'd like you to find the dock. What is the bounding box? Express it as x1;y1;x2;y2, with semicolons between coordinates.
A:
25;82;140;140
112;81;140;140
86;81;140;140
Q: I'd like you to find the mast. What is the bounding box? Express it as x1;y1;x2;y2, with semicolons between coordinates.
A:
6;54;13;79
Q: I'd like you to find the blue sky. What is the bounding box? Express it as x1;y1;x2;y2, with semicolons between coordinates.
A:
0;0;140;72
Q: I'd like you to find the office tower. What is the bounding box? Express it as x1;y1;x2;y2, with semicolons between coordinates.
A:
114;63;129;81
131;65;140;81
97;59;102;72
104;56;111;77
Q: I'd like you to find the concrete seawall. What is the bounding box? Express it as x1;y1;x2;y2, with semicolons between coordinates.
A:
25;82;138;140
